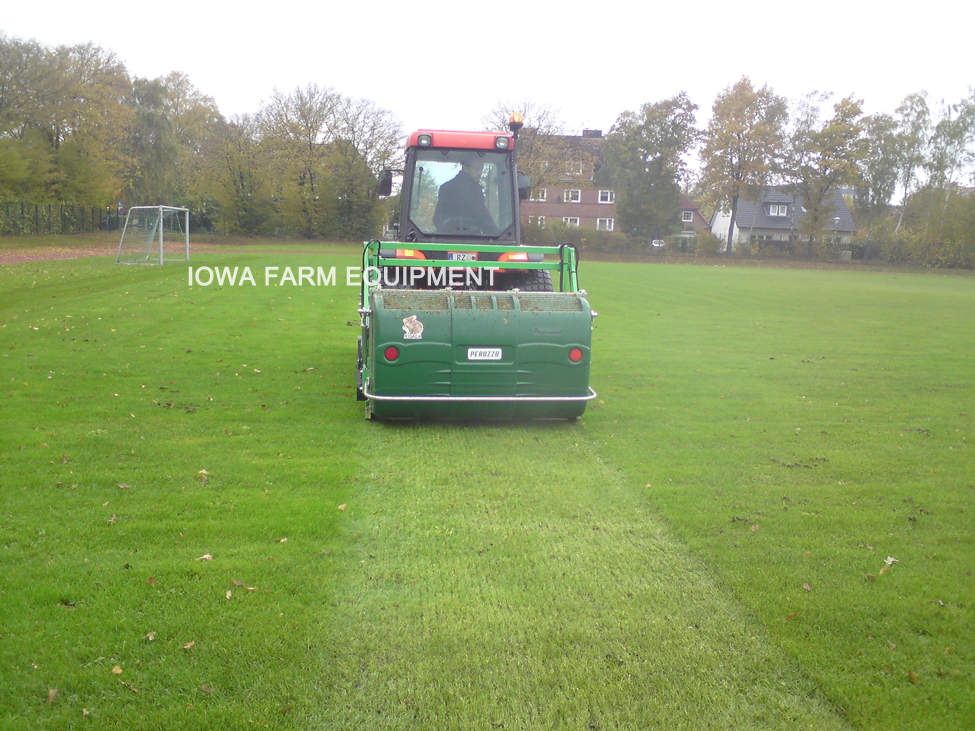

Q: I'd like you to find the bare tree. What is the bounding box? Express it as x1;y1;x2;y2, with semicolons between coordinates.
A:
481;100;591;192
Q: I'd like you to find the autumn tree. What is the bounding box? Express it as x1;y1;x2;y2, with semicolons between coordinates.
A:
0;37;131;204
205;115;275;234
0;34;51;198
892;92;931;233
699;77;788;253
785;95;867;255
329;97;402;240
259;84;344;237
924;92;975;231
124;77;178;204
161;71;223;211
603;92;698;239
857;112;899;217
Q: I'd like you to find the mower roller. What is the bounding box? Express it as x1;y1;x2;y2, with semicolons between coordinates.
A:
356;116;597;420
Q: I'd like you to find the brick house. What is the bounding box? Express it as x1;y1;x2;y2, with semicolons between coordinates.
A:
519;130;708;238
520;130;618;232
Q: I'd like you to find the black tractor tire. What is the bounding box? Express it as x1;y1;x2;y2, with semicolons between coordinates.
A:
500;268;553;292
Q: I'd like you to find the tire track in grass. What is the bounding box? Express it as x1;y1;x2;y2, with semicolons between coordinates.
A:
322;421;849;730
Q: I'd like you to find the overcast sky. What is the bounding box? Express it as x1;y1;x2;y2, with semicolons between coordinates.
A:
4;0;972;137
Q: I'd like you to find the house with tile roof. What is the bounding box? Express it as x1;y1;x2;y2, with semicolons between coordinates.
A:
710;186;855;251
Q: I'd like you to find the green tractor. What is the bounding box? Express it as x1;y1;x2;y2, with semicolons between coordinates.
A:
357;115;597;419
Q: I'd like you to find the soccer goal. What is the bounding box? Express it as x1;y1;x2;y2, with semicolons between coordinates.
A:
115;206;190;265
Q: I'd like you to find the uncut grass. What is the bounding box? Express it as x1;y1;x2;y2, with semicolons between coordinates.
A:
325;422;845;730
1;253;361;728
582;262;975;729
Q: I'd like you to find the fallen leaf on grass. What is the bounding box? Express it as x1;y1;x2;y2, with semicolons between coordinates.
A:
787;611;800;619
277;537;288;543
879;556;899;574
750;524;760;532
195;554;213;562
337;504;346;512
147;577;157;586
108;514;117;525
802;583;812;592
47;688;58;704
118;680;140;694
146;631;156;641
117;483;129;490
199;684;213;694
112;666;123;675
226;590;232;599
183;641;195;650
888;640;897;650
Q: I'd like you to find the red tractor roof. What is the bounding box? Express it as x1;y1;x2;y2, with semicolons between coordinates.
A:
408;129;515;151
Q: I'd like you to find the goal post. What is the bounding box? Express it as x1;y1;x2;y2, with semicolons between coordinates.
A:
115;206;190;265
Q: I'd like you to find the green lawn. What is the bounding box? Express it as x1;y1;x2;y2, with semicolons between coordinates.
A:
1;244;972;729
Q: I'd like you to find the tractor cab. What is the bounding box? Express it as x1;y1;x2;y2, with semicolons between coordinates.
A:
395;130;526;245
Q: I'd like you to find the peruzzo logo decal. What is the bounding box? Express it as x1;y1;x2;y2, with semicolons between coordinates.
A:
402;315;424;340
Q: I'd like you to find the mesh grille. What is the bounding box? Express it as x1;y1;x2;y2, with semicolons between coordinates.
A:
379;292;584;313
381;293;450;311
516;294;584;312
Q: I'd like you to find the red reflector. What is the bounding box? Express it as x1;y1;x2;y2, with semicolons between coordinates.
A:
569;348;584;363
384;346;400;361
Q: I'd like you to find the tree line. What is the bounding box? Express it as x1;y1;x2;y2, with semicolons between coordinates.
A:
0;33;400;239
3;32;975;266
591;78;975;266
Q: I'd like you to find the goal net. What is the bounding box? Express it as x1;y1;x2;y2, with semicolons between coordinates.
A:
115;206;190;265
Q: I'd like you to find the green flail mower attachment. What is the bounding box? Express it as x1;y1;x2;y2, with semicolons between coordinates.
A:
356;240;597;420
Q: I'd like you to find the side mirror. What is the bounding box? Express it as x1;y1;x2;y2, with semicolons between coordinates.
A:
377;169;393;197
517;173;532;201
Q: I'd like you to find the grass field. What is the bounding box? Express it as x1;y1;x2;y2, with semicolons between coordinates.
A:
1;236;972;729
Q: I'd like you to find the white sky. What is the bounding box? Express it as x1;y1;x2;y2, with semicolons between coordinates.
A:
3;0;972;137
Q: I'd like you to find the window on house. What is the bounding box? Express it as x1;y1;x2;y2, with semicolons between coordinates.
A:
530;188;547;202
564;189;582;203
681;210;694;222
562;217;580;227
598;190;615;204
596;218;614;231
565;161;584;176
769;204;788;217
537;216;545;229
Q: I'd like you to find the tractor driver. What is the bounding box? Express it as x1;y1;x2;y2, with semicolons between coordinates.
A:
433;153;497;234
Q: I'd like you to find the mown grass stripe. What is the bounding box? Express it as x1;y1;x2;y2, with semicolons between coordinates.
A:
322;422;847;730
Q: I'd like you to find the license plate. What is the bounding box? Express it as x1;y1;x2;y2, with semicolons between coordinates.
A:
448;252;477;261
467;347;502;361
